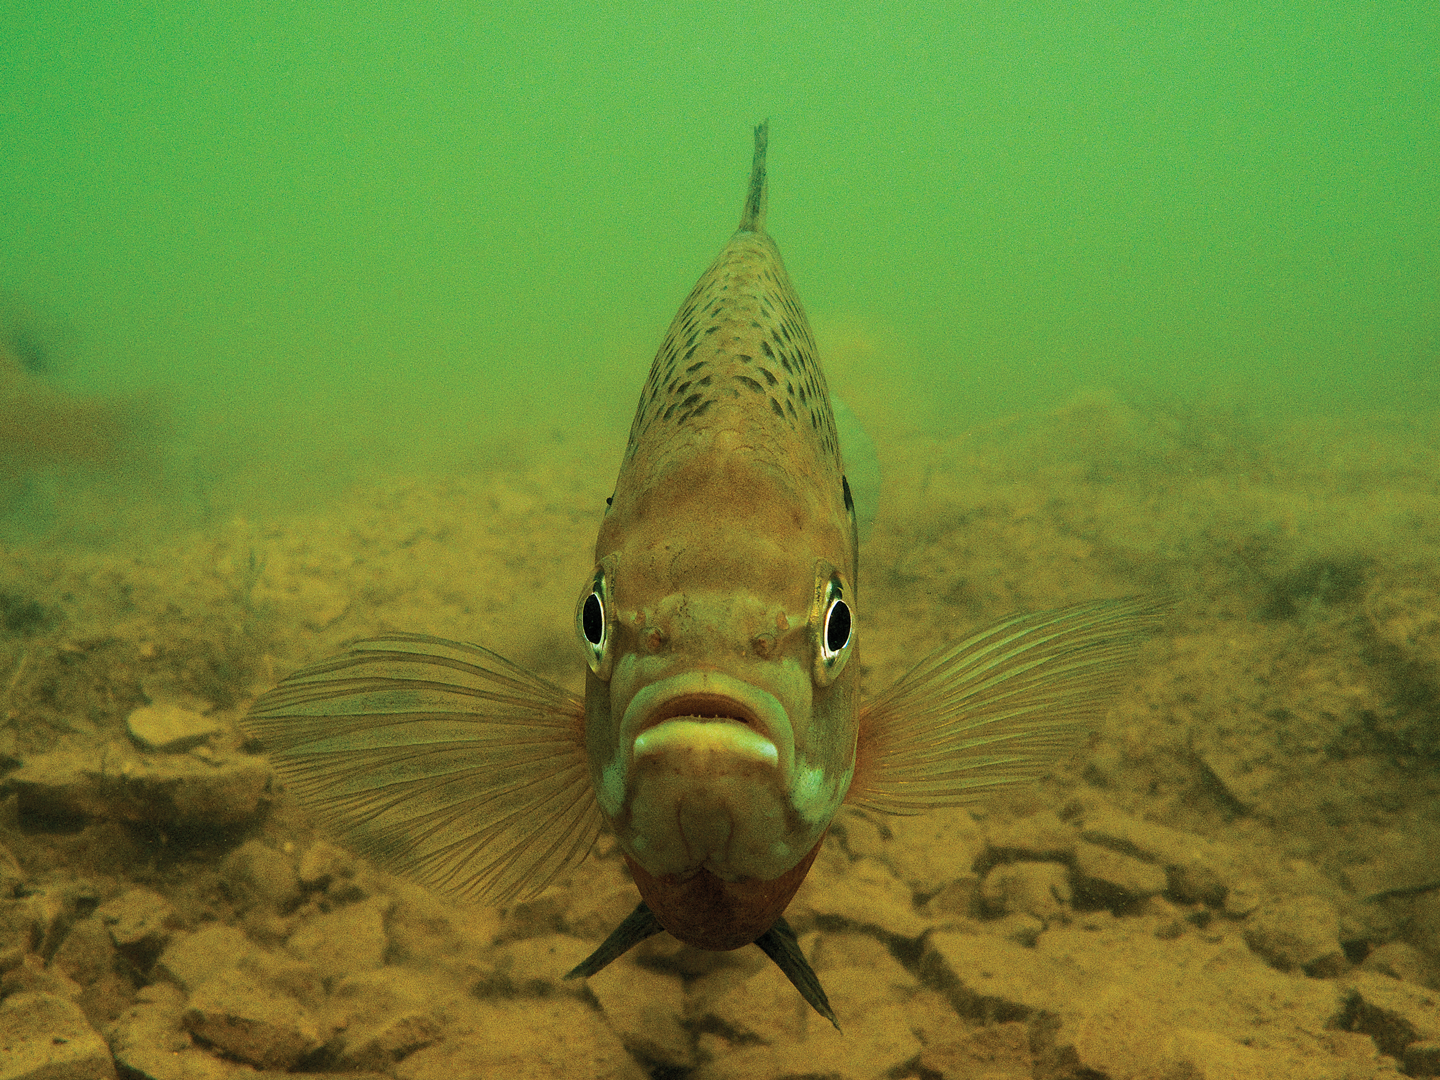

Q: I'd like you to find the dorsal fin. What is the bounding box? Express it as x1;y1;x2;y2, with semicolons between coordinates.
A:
738;119;768;233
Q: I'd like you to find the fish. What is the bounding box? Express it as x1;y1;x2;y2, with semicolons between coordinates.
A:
243;121;1161;1029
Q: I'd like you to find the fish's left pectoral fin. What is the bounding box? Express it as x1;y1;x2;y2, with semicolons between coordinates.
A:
243;633;600;906
848;597;1166;813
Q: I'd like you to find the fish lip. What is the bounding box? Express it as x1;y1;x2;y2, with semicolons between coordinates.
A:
619;671;795;778
634;693;763;735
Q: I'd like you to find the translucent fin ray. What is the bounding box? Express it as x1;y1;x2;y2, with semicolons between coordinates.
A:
849;598;1164;813
243;633;599;905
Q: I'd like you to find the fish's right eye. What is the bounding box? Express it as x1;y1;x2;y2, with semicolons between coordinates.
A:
576;566;614;679
582;593;604;645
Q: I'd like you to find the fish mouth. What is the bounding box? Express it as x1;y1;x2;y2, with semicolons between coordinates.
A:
620;673;794;776
636;693;763;732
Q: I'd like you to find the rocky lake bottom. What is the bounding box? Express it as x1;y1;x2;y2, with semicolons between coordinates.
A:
1;395;1437;1079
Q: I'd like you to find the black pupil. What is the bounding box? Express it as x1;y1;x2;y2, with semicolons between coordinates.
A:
825;600;851;653
582;593;604;645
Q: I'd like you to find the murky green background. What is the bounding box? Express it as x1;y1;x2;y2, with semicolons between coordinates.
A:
1;1;1435;524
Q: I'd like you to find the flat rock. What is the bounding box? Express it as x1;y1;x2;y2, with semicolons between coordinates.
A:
1;950;84;1001
980;861;1072;921
285;896;392;981
49;917;116;988
915;1021;1035;1080
0;989;115;1079
562;878;641;945
495;886;569;942
1066;1000;1396;1080
126;702;222;752
690;958;924;1080
1340;832;1440;900
922;930;1083;1021
788;854;928;938
869;807;988;896
382;888;501;976
981;809;1077;864
1223;877;1264;917
1414;893;1440;957
1361;941;1440;988
1343;859;1440;902
1337;970;1440;1055
6;745;269;827
296;840;358;891
109;982;252;1080
585;961;690;1069
921;874;982;920
481;933;591;997
326;967;442;1070
95;886;179;951
922;915;1355;1076
1078;801;1241;905
0;896;48;955
1197;749;1275;813
1072;840;1169;907
155;924;254;992
809;930;918;983
690;946;823;1045
393;996;646;1080
830;805;893;862
1242;895;1345;974
1365;579;1440;676
221;839;301;911
183;966;324;1070
236;946;325;1010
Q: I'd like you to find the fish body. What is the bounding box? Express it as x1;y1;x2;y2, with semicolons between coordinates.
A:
582;125;859;948
245;123;1161;1026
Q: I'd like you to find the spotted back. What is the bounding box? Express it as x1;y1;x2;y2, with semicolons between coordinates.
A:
622;231;841;477
599;124;853;586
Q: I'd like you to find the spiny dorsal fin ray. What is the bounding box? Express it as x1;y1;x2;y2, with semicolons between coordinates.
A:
738;119;768;233
243;633;599;905
849;598;1166;813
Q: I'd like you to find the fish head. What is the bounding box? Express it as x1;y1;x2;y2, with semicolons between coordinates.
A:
578;230;860;892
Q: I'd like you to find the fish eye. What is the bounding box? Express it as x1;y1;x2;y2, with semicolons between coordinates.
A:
576;566;614;679
813;571;854;684
824;596;851;656
581;593;604;645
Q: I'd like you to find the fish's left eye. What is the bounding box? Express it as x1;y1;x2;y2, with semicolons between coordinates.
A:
824;596;852;656
576;565;614;679
813;572;855;684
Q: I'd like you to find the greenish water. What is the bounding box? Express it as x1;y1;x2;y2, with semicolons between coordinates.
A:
1;1;1435;523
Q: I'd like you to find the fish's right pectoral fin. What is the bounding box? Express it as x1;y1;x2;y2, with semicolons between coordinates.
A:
848;598;1166;813
243;633;600;905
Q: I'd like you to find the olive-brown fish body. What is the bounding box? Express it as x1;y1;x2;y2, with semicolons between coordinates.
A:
579;139;863;945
